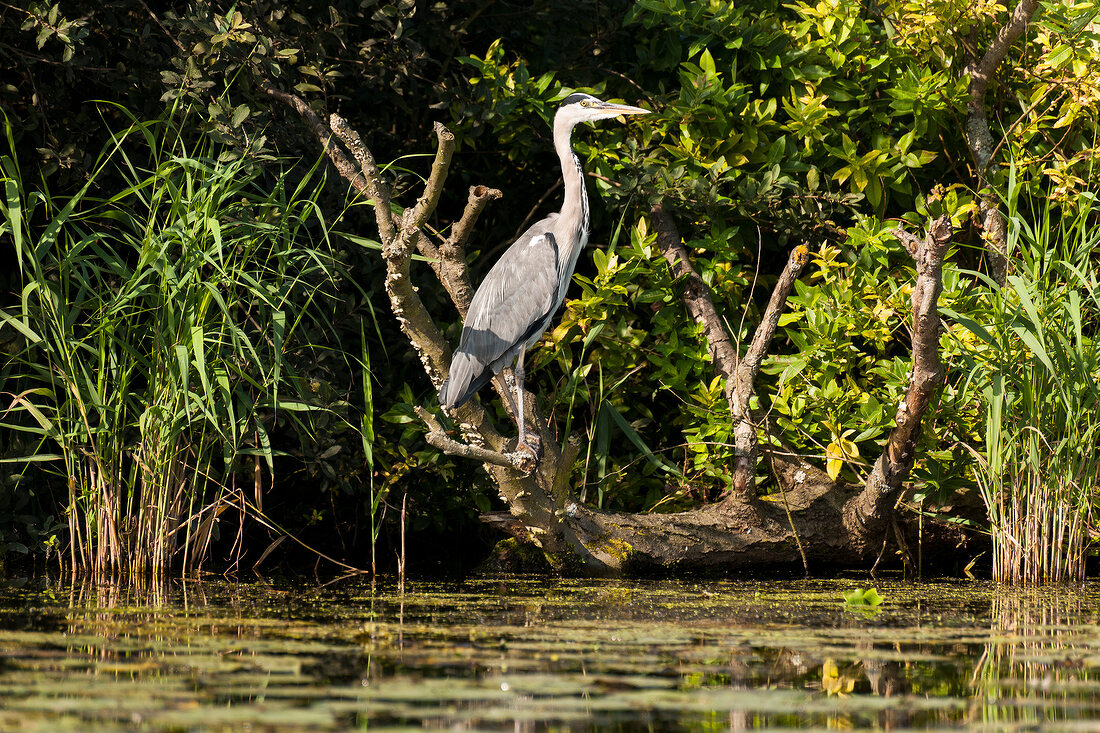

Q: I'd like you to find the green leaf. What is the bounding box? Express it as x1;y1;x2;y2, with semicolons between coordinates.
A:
698;48;717;79
230;104;250;127
843;587;884;606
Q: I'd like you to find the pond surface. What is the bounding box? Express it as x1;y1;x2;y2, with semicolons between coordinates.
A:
1;575;1099;731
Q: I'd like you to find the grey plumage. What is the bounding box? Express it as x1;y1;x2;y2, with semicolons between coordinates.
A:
439;93;649;447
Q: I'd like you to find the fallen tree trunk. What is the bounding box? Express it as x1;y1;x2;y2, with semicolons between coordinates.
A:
269;86;974;574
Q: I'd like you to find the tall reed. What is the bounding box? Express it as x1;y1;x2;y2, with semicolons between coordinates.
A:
962;177;1100;583
1;108;347;576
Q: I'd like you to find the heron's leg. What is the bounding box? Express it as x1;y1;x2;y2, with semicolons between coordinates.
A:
514;351;539;453
514;353;528;446
500;369;522;426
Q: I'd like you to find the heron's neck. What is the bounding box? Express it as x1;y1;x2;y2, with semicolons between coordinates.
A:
553;117;590;260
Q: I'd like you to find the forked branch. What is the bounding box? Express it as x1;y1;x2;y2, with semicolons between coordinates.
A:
430;185;503;319
726;242;810;502
651;203;810;503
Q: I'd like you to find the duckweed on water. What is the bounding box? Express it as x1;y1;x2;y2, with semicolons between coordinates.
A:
1;576;1099;730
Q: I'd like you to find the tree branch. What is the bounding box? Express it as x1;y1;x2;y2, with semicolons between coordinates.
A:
328;113;398;247
967;0;1041;143
650;203;740;389
965;0;1039;285
727;243;810;502
437;185;502;319
416;407;535;471
845;215;952;542
402;122;454;234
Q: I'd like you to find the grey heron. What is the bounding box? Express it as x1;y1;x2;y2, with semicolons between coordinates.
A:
439;92;650;452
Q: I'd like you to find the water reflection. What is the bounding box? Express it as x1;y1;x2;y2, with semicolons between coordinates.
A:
968;587;1100;727
0;577;1098;731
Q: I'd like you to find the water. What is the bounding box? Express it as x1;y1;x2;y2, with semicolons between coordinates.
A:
1;576;1099;731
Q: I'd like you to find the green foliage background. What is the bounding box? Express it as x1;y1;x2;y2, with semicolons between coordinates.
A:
1;0;1097;572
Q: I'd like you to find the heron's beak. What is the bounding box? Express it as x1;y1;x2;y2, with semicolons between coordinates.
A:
599;102;651;117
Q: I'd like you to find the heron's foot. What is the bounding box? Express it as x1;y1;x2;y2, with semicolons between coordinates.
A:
519;432;541;455
515;433;542;473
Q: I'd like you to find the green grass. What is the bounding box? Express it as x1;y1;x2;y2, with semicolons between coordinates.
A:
0;106;353;576
960;175;1100;583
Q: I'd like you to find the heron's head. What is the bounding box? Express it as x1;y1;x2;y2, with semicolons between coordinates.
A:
555;93;650;128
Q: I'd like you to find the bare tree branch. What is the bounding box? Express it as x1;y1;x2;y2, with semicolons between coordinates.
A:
328;113;398;247
967;0;1041;146
437;185;502;319
845;215;952;541
259;83;372;198
965;0;1040;285
402;123;454;234
416;407;535;471
727;243;810;502
650;204;740;390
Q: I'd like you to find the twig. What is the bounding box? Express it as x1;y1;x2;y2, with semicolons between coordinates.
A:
512;179;561;243
768;450;810;575
136;0;187;53
402;123;454;233
986;89;1068;171
446;185;504;255
398;493;406;593
587;171;622;187
226;491;368;574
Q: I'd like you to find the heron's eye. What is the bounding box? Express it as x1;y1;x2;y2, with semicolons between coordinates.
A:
580;99;589;107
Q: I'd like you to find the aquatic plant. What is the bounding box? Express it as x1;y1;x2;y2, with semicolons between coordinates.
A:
0;106;351;576
842;587;884;607
960;176;1100;583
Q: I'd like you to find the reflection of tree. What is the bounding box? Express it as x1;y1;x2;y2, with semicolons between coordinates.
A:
702;640;919;730
818;652;912;730
863;654;913;731
969;590;1095;726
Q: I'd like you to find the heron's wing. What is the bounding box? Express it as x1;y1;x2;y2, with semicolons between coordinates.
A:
462;226;560;359
439;223;561;409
